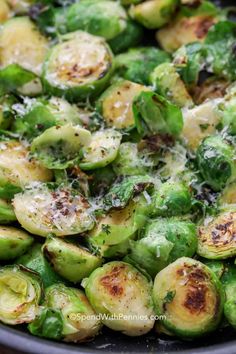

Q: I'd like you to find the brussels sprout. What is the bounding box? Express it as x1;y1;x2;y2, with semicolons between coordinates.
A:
42;31;114;102
196;135;236;192
43;236;103;283
16;243;63;288
156;1;217;53
12;96;82;140
0;0;10;23
13;183;95;237
152;181;192;217
197;210;236;259
115;47;170;85
150;63;193;108
0;199;16;223
44;283;101;342
129;0;178;29
31;124;91;169
0;265;42;325
125;218;197;278
88;196;149;258
103;175;153;211
79;129;122;171
200;259;225;279
219;182;236;207
28;307;63;340
133;91;183;137
153;257;224;338
181;100;221;151
85;261;155;336
0;226;33;260
65;0;127;41
108;20;143;54
0;140;52;195
98;80;149;130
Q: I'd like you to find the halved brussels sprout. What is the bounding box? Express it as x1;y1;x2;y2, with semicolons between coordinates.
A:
197;210;236;259
0;265;41;325
150;63;193;108
65;0;127;40
115;47;170;85
79;129;122;170
196;135;236;191
133;91;183;137
0;226;33;260
85;261;155;336
125;218;197;278
45;283;101;342
98;80;149;130
153;257;224;338
17;243;63;288
129;0;178;29
31;124;91;169
0;0;10;23
88;196;149;258
42;31;114;102
13;183;95;237
0;140;53;194
152;181;192;217
181;100;221;151
43;236;103;283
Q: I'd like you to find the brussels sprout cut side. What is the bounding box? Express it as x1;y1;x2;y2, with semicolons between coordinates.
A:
153;257;224;338
42;31;114;102
85;261;155;336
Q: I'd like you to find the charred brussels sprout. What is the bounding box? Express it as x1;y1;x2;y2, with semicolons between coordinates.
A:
42;31;114;102
31;124;91;169
125;218;197;278
79;129;122;170
133;91;183;137
0;199;16;223
13;183;95;237
115;47;170;85
150;63;193;108
85;261;155;336
98;80;149;130
197;210;236;259
43;236;103;283
152;181;192;217
130;0;178;30
153;257;224;338
0;265;41;325
0;226;33;260
196;135;236;192
44;283;101;342
65;0;127;40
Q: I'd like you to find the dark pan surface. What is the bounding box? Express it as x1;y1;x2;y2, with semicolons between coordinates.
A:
1;0;236;353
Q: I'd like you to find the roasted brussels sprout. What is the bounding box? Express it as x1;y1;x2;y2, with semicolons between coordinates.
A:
98;80;149;130
85;261;155;336
31;124;91;169
0;226;33;260
125;218;197;278
0;199;16;223
196;135;236;191
88;196;149;258
44;283;101;342
150;63;193;108
79;129;122;170
133;91;183;137
197;210;236;259
16;243;63;288
0;141;52;197
65;0;127;40
152;181;192;217
13;183;95;237
42;31;114;102
115;47;170;85
153;257;224;338
0;265;41;325
43;236;103;283
129;0;178;29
